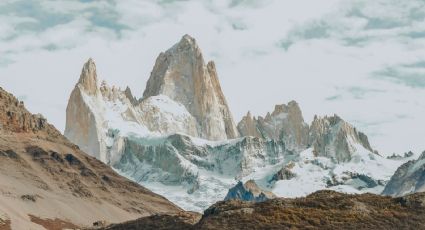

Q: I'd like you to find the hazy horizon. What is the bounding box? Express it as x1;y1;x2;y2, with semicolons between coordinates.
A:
1;0;425;155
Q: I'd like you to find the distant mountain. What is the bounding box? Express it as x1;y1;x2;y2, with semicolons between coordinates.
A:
383;151;425;196
0;87;180;229
64;35;406;212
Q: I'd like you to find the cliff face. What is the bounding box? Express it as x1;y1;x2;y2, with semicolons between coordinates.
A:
0;86;181;229
143;35;239;141
65;59;106;161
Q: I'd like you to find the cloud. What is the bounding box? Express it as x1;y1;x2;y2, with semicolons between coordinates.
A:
279;0;425;50
373;62;425;88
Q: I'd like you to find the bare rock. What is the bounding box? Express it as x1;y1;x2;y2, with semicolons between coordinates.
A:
143;34;239;141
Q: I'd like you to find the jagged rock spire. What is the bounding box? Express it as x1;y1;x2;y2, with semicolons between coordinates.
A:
309;114;375;162
143;34;239;141
78;58;99;96
238;101;309;152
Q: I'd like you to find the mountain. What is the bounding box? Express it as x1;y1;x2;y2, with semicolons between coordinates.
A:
65;35;406;212
143;34;239;140
383;151;425;196
100;190;425;230
0;86;181;229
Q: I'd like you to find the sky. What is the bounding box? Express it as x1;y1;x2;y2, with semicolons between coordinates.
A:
0;0;425;155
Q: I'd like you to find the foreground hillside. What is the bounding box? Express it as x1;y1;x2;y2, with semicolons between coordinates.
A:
0;87;181;229
101;190;425;230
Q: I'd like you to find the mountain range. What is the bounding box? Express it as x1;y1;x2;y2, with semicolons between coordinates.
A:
0;34;424;229
64;35;415;212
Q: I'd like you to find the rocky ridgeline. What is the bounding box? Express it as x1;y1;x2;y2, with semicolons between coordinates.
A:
238;107;376;162
237;101;309;153
0;87;64;141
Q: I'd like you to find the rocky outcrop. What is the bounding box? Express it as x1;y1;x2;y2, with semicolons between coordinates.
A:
143;35;239;141
224;180;276;202
270;162;296;182
237;111;262;139
0;86;181;229
237;101;309;153
383;151;425;197
309;115;375;163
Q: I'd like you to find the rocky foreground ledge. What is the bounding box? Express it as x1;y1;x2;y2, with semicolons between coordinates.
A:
99;190;425;230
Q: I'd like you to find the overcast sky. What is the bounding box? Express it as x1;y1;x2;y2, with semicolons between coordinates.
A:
1;0;425;155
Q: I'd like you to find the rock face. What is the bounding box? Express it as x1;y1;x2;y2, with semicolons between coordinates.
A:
383;151;425;197
0;87;181;229
65;59;105;161
237;101;309;152
224;180;276;202
309;115;375;163
143;35;239;141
